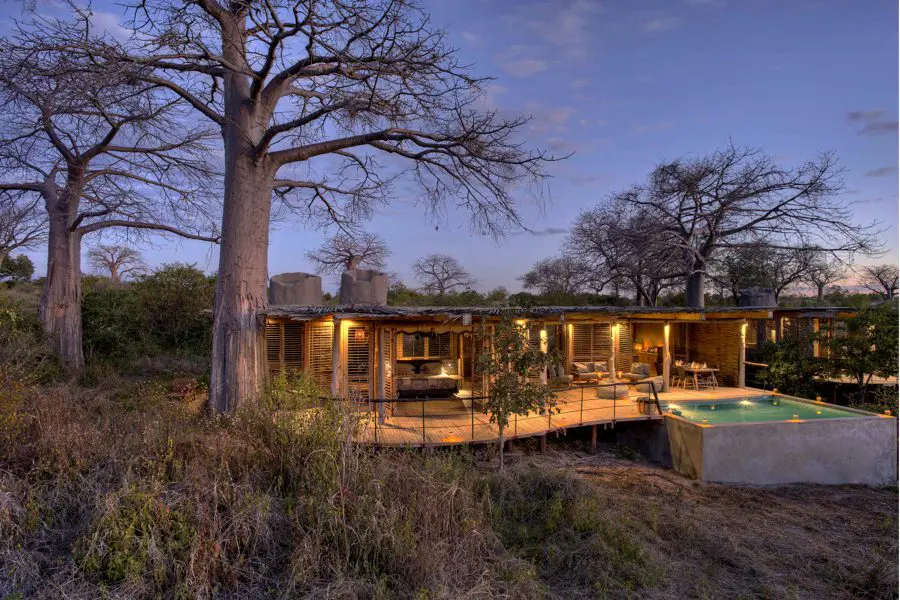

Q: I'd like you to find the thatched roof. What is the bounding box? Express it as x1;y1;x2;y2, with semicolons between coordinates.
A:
264;304;782;322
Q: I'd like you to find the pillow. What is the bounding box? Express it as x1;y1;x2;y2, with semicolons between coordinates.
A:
441;360;457;375
420;362;442;375
556;365;567;378
594;361;608;373
395;363;415;376
572;362;590;374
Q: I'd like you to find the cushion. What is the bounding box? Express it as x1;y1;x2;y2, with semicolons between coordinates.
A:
594;361;608;373
395;363;415;376
419;362;442;375
635;377;664;394
596;386;628;399
573;362;590;374
441;360;457;375
556;365;567;378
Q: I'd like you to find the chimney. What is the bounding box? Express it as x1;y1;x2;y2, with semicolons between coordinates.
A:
738;286;776;308
268;272;324;306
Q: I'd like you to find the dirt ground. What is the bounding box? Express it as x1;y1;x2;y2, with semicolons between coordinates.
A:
505;438;899;600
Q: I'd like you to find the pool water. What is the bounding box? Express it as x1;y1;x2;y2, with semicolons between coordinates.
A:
664;396;865;425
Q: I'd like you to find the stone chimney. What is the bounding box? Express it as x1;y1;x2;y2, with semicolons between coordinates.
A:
339;269;388;305
738;286;776;307
269;272;323;306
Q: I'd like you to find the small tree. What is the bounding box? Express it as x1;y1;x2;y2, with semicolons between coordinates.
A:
822;304;898;404
412;254;475;296
477;315;555;469
306;232;390;275
0;254;35;283
806;256;846;303
857;264;899;301
518;256;590;297
87;245;147;282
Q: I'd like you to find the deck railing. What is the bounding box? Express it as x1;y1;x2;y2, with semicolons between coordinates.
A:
344;380;663;447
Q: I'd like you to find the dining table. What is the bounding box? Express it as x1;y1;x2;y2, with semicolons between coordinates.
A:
680;366;719;390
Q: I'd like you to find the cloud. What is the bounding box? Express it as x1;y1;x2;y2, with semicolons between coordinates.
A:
460;31;481;44
642;16;682;33
88;9;132;41
864;166;898;177
526;227;569;237
569;174;612;186
504;0;602;60
497;45;553;77
846;108;898;135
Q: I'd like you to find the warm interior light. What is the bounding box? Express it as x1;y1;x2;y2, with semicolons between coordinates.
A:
353;328;366;342
792;414;799;420
739;400;753;406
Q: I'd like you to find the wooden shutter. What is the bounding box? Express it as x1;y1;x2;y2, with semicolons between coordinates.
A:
265;321;305;374
572;323;612;364
266;321;284;373
347;324;372;400
283;322;304;373
305;320;334;391
617;323;633;373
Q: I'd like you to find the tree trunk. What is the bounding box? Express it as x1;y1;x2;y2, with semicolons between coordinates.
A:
686;271;706;308
816;283;825;303
39;188;84;372
498;422;505;470
208;152;274;413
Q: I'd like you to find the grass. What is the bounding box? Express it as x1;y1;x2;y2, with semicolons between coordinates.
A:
0;376;896;599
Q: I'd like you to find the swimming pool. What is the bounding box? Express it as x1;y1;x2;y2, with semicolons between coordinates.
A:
664;395;865;425
660;394;896;484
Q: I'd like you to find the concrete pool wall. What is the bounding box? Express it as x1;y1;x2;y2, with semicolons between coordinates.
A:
665;400;898;485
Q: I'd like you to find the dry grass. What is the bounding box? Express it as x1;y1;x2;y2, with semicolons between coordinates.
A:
0;378;896;600
505;441;898;600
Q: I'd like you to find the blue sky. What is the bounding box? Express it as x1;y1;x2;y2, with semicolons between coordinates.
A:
11;0;899;292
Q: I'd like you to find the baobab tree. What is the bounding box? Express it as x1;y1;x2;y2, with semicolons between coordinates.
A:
306;231;389;275
87;244;147;282
806;256;846;303
858;264;899;300
605;143;879;307
53;0;552;411
710;244;817;303
413;254;476;296
0;36;218;370
0;193;45;267
566;196;682;306
518;256;590;297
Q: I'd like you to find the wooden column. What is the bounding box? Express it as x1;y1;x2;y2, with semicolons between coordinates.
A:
738;321;747;388
330;318;343;398
375;327;387;421
608;323;618;378
662;322;671;392
539;323;549;385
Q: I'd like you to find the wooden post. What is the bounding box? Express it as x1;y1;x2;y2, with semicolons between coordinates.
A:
608;323;618;378
330;318;343;398
376;326;387;421
662;322;671;392
539;434;547;453
591;424;598;454
738;321;747;388
539;323;549;385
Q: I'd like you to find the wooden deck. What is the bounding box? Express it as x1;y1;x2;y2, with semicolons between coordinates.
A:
356;386;765;447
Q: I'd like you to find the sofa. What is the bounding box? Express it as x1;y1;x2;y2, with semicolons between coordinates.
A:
622;362;663;394
571;361;609;383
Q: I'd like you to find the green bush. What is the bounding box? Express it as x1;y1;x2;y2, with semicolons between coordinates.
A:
82;263;215;367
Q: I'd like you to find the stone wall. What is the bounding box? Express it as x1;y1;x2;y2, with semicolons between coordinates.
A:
688;322;741;386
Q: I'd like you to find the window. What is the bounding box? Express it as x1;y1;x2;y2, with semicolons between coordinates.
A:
398;332;452;358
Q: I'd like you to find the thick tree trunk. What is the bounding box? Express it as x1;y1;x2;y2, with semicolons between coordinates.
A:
816;283;825;303
208;152;274;413
686;271;706;308
39;189;84;372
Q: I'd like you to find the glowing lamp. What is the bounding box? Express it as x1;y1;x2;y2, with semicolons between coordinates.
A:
353;328;366;342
